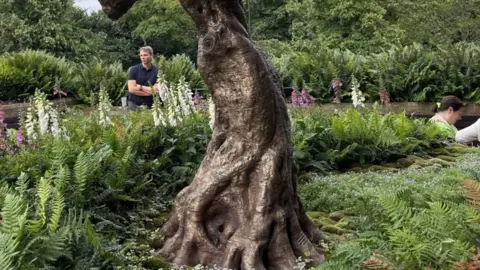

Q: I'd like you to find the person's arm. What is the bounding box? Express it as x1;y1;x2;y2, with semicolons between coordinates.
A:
456;119;480;143
128;80;152;96
127;66;151;96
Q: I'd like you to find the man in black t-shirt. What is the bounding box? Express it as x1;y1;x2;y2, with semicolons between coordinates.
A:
127;46;159;111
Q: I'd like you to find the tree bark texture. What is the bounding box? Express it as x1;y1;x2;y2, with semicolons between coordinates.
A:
98;0;326;269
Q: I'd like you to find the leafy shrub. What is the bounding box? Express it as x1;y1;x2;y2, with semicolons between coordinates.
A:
73;58;128;105
154;54;204;89
0;173;101;269
0;50;75;101
269;42;480;103
290;106;455;173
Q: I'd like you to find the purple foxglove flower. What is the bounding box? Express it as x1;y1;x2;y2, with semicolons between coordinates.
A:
291;89;300;106
16;130;24;146
0;111;6;128
193;92;201;105
300;90;316;106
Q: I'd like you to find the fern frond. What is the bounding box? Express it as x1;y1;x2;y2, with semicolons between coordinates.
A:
64;208;84;245
54;165;70;192
0;184;12;210
0;233;19;270
131;179;152;194
333;242;373;266
51;139;71;168
378;194;413;228
85;217;104;255
376;127;401;147
0;194;27;237
101;128;118;151
74;151;90;195
393;111;415;138
36;227;70;263
14;172;29;197
112;194;137;202
464;179;480;210
48;189;64;233
37;177;51;227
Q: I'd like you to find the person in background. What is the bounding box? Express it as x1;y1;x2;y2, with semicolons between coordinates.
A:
430;95;464;139
127;46;159;111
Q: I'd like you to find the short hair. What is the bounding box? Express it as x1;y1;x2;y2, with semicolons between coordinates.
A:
139;46;153;55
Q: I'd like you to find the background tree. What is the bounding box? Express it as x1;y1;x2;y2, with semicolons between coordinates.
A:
122;0;197;60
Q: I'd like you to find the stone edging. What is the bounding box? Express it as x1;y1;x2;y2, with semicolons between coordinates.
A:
1;98;77;123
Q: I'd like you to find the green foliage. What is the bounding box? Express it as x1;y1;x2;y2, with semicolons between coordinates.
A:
267;43;480;103
73;58;128;105
291;106;453;173
124;0;197;59
0;102;474;268
154;54;204;89
0;50;75;100
0;0;77;54
285;0;404;53
396;0;480;46
0;173;98;269
0;106;211;268
303;154;480;269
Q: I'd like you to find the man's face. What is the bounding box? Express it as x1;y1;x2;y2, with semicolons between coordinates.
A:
140;50;152;65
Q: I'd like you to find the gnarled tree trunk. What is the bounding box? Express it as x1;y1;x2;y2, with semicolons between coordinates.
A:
99;0;325;269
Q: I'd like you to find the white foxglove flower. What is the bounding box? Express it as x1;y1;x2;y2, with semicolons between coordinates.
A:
159;82;169;102
208;96;215;129
350;75;365;108
97;87;113;126
25;106;38;142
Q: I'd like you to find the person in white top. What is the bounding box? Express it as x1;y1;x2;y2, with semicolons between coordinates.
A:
456;119;480;145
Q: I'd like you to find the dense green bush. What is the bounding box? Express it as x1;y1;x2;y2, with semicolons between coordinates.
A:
270;42;480;103
73;58;127;105
153;54;204;89
290;106;463;174
0;50;75;101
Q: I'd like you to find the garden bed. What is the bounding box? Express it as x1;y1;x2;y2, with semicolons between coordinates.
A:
317;102;480;129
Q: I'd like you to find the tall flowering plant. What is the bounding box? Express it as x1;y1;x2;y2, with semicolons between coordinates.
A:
193;92;201;106
0;111;25;156
153;73;197;127
0;110;8;153
23;90;66;143
378;88;390;105
350;76;365;108
331;80;343;103
208;95;215;129
152;75;168;127
97;86;113;127
291;88;315;106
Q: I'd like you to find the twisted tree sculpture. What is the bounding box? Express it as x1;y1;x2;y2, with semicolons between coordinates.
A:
98;0;326;268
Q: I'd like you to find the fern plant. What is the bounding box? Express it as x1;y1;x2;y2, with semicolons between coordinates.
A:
73;58;127;106
375;191;479;269
0;173;99;269
291;106;451;173
0;50;75;101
